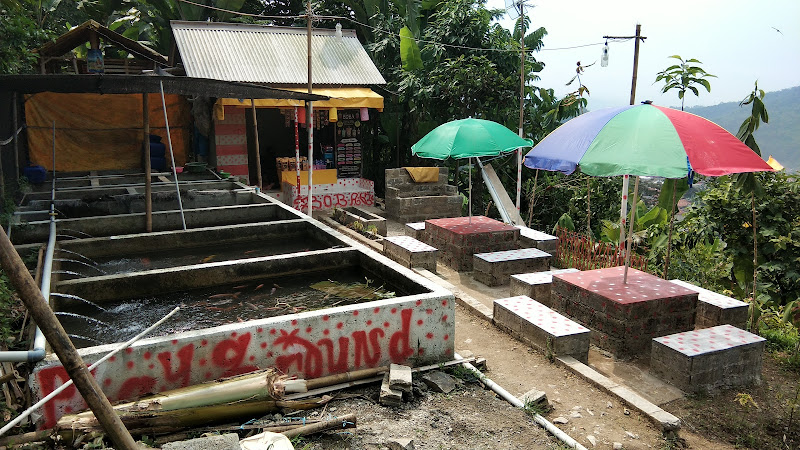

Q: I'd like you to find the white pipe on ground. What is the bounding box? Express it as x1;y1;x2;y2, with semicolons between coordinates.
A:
454;353;588;450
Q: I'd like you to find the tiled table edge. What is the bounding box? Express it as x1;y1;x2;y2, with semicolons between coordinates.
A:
414;267;682;433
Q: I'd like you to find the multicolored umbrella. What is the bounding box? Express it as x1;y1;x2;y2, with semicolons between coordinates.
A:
413;118;532;220
523;102;773;282
524;102;773;177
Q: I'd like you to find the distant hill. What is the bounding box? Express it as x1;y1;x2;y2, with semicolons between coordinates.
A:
684;86;800;172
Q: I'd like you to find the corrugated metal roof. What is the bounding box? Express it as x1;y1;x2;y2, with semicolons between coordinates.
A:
171;21;386;86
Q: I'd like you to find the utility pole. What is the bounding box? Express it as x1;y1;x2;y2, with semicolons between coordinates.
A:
516;0;525;210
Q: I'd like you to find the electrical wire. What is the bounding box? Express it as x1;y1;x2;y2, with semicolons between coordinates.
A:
174;0;607;54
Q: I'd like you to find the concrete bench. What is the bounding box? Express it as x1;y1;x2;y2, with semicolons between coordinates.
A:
473;248;551;287
383;235;438;271
670;279;748;329
515;226;559;254
651;324;765;393
404;222;426;241
494;296;590;363
510;268;580;310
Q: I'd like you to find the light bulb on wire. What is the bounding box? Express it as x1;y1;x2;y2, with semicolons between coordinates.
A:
601;41;609;67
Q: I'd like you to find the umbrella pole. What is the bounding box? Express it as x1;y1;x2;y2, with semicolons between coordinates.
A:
623;176;640;283
619;174;630;258
468;157;472;223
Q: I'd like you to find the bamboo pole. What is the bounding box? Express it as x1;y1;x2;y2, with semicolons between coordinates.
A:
143;94;152;232
0;229;138;450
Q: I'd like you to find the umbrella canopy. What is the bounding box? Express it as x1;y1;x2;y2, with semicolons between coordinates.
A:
524;103;773;177
413;118;532;159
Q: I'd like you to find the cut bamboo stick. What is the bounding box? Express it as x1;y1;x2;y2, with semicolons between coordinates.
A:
281;414;356;439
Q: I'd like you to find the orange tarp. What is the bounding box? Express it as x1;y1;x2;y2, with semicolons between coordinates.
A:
404;167;440;183
26;92;190;172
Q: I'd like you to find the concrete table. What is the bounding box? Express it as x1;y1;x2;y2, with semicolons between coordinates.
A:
552;266;698;357
651;325;765;392
425;216;519;271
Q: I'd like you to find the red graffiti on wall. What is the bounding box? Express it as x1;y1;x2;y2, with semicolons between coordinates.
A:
212;333;257;377
272;308;414;378
293;192;375;211
117;376;157;401
34;308;435;428
158;343;194;387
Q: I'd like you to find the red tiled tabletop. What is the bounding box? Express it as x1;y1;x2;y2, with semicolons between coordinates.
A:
555;266;697;305
426;216;517;235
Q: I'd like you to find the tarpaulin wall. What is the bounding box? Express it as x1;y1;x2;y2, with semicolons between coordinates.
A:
25;92;190;171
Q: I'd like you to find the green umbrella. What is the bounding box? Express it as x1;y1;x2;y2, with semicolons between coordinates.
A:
411;119;532;220
412;118;533;159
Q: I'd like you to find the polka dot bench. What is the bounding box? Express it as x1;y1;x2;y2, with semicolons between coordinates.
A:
493;295;590;363
404;222;427;242
651;325;765;393
515;225;559;254
509;268;580;310
670;279;749;329
382;235;438;272
473;248;552;287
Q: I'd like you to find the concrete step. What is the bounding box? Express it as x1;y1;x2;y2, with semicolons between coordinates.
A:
494;295;590;363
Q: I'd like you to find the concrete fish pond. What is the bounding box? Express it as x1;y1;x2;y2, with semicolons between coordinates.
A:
31;228;455;429
52;221;334;276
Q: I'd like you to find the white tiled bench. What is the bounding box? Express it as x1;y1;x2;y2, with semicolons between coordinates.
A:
404;222;426;241
515;226;559;254
510;268;580;310
473;248;551;287
494;296;590;363
651;325;765;393
670;279;749;329
383;235;437;272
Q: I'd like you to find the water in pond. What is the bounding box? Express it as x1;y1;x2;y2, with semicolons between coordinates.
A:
50;293;108;312
54;259;107;275
62;267;412;348
56;249;99;265
54;312;111;327
93;236;329;275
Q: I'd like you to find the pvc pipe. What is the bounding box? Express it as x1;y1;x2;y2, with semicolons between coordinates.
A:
159;81;187;231
454;353;588;450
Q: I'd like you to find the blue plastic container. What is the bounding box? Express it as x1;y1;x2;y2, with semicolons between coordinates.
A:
23;165;47;184
150;156;167;171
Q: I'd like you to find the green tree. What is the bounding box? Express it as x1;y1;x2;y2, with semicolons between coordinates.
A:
654;55;716;111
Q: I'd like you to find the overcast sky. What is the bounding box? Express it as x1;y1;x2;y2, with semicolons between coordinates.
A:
485;0;800;110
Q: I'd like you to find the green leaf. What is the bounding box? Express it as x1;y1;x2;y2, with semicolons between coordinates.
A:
657;178;690;212
399;26;423;71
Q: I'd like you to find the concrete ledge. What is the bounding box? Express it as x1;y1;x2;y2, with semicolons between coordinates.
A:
415;269;493;321
556;356;682;432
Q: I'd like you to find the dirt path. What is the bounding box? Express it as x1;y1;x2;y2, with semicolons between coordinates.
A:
455;304;664;449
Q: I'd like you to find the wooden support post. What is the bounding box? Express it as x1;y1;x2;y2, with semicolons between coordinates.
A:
0;229;138;450
143;94;152;232
250;100;262;189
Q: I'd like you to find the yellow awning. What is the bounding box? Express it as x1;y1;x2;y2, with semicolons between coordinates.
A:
219;87;383;110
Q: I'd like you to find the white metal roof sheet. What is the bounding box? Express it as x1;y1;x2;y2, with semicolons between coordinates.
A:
171;21;386;85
